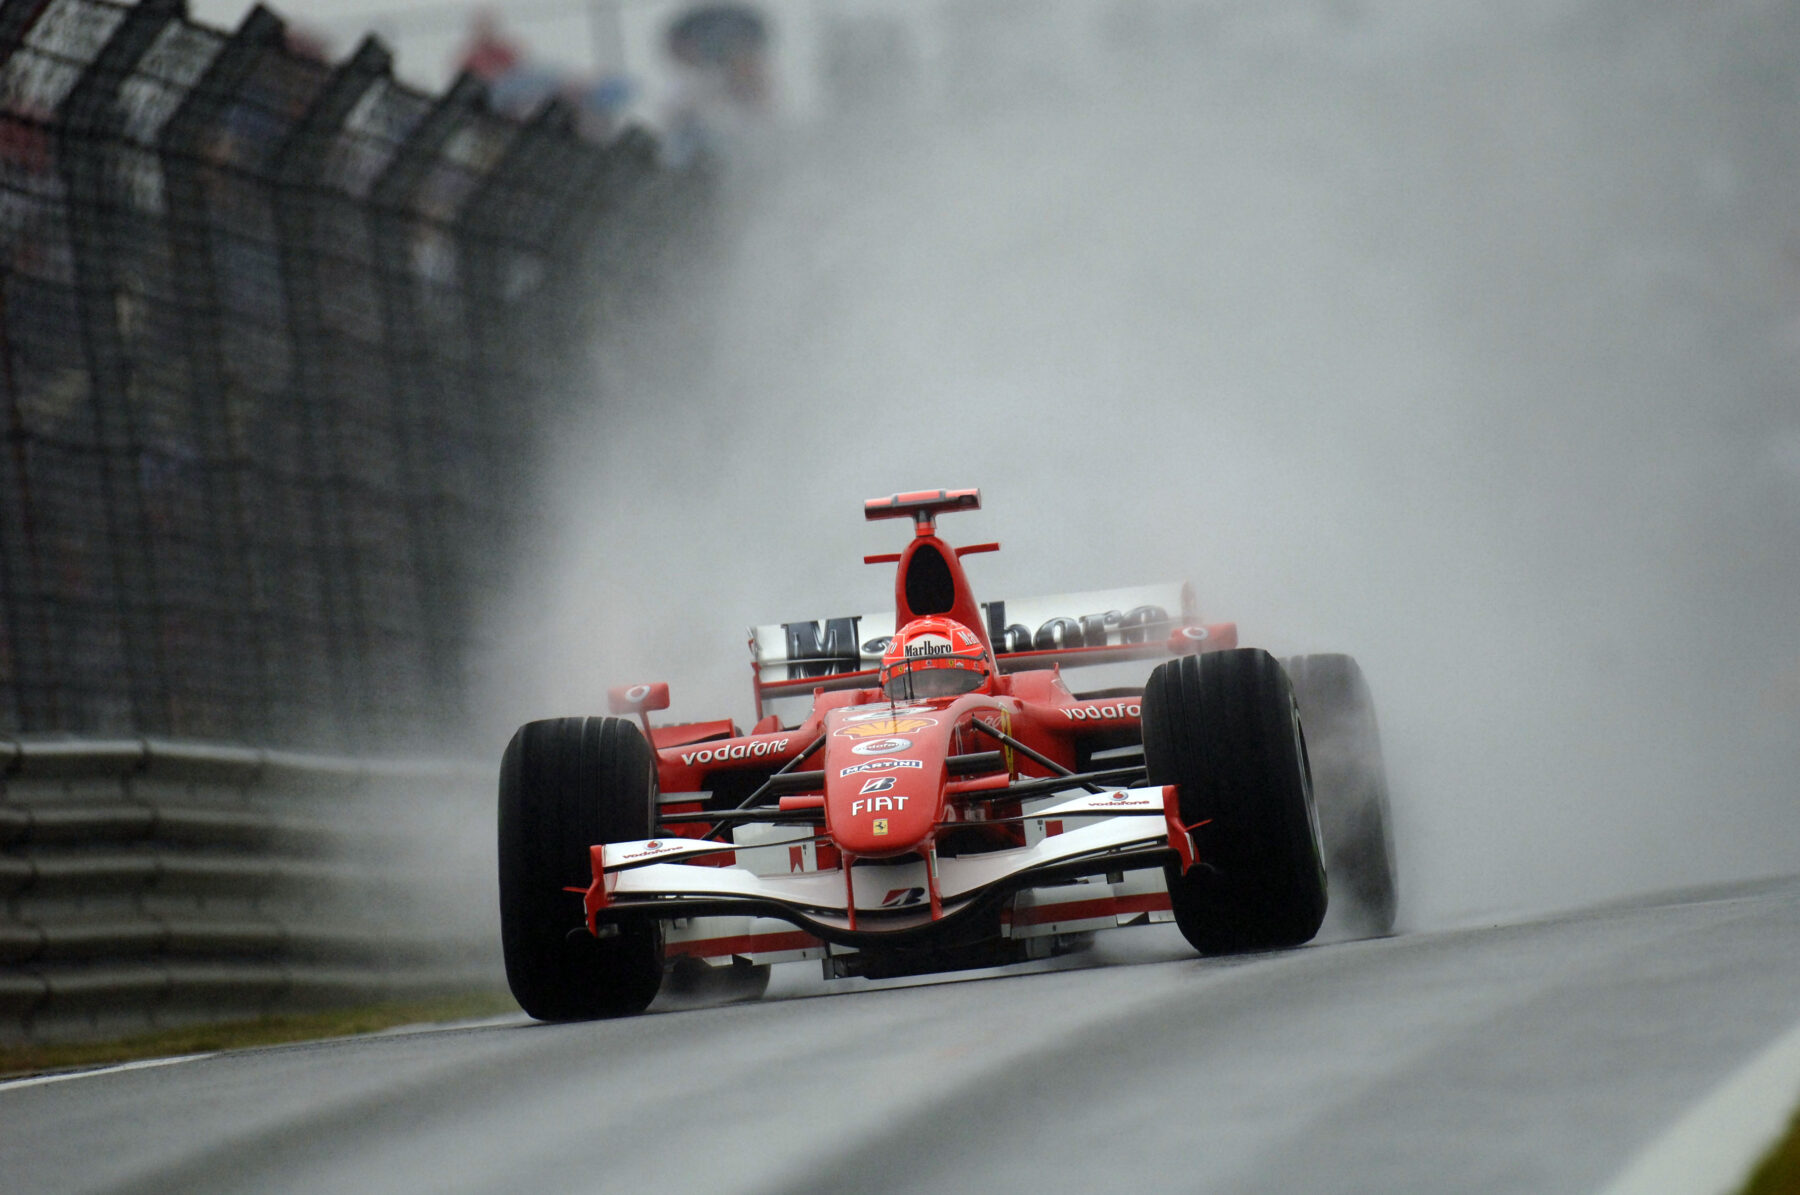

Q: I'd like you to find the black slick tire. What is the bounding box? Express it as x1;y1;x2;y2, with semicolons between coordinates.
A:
1283;653;1398;937
498;716;664;1020
1143;649;1327;954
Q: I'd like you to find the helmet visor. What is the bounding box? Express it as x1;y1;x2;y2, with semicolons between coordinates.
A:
883;664;986;700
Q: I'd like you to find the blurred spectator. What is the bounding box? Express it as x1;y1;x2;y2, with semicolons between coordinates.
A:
454;9;631;143
283;25;333;67
458;11;522;82
662;4;772;166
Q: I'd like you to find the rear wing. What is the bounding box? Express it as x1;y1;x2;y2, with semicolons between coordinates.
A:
750;582;1237;716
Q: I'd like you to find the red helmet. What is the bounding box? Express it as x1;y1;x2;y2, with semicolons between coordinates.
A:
879;617;993;700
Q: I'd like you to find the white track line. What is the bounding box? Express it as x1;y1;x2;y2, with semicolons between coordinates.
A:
0;1014;524;1094
0;1052;213;1094
1599;1017;1800;1195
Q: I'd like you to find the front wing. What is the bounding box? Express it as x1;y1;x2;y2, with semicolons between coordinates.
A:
582;785;1197;948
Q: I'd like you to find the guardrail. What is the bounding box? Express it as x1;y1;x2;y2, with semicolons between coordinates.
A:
1;736;499;1042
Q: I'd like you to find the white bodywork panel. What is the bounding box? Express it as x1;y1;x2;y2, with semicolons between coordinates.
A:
603;787;1170;900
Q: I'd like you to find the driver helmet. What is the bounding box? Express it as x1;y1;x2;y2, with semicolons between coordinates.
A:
880;616;993;700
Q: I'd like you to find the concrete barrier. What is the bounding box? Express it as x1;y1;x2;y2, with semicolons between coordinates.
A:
0;739;500;1042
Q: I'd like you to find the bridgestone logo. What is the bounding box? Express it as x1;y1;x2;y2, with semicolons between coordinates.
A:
679;737;791;766
1059;703;1141;721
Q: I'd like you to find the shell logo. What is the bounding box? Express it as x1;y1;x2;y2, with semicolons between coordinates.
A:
834;716;938;739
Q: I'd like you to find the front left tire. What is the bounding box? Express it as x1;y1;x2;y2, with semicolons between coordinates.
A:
498;716;664;1020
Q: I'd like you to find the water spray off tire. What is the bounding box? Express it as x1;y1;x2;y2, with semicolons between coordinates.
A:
499;717;664;1019
1283;653;1399;938
1143;649;1328;953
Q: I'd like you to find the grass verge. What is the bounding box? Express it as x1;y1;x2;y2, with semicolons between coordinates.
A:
1742;1098;1800;1195
0;990;519;1081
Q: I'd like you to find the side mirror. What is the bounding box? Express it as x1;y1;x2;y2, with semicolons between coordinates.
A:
1167;623;1238;656
608;683;671;717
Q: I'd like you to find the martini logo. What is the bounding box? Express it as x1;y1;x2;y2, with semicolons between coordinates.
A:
850;737;911;756
839;758;924;777
835;715;937;739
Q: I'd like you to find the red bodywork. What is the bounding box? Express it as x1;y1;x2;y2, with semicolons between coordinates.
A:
584;488;1237;976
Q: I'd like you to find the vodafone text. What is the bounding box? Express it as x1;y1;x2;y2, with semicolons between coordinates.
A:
1059;703;1141;721
678;738;791;766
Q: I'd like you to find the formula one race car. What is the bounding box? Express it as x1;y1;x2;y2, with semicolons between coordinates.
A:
498;489;1397;1019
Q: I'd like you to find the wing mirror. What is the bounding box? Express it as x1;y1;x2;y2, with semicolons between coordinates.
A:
608;683;670;735
1167;623;1238;656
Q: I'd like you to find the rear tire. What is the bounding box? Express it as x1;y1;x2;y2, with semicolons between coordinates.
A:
498;716;664;1020
1284;654;1398;937
1143;649;1327;953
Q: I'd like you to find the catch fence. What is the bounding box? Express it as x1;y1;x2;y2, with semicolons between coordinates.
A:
0;0;684;751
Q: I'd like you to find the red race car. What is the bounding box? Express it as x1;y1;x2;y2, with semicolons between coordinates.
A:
498;488;1397;1019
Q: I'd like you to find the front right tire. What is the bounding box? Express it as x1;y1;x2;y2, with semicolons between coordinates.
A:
498;716;664;1020
1143;649;1327;954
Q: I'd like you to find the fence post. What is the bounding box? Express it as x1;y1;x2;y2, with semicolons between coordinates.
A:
0;0;54;732
0;0;52;62
161;10;341;747
55;0;188;738
3;0;152;735
156;6;288;745
269;37;394;750
455;100;571;626
368;72;487;738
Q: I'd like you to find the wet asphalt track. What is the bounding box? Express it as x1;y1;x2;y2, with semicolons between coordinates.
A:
5;876;1799;1195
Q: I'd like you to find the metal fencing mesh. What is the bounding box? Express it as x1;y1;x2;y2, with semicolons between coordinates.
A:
0;0;676;750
